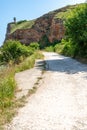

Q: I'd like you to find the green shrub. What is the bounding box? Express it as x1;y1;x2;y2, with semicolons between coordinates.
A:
17;20;27;24
15;51;44;72
64;4;87;58
1;40;31;64
59;39;84;58
15;56;35;72
65;4;87;44
54;42;64;53
45;46;54;52
29;42;40;50
54;4;87;59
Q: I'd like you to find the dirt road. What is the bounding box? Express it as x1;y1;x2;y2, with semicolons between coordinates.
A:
6;52;87;130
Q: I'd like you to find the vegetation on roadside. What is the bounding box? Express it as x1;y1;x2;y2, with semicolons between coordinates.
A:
0;40;31;64
0;40;41;65
0;67;16;127
62;4;87;58
0;40;44;127
45;3;87;63
0;3;87;127
15;51;44;72
45;46;54;52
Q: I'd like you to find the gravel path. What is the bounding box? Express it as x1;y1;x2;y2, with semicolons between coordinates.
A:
6;52;87;130
15;59;44;99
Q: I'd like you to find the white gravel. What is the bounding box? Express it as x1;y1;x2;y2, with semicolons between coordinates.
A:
5;52;87;130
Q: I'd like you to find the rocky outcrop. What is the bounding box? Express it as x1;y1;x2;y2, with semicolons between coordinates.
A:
5;7;66;45
5;22;13;39
6;29;42;45
48;19;65;42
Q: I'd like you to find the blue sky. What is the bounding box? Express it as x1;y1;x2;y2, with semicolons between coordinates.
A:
0;0;85;46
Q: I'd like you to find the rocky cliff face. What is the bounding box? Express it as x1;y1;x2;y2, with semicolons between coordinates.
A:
5;6;69;45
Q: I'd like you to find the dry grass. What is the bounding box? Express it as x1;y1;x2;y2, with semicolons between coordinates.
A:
0;51;44;129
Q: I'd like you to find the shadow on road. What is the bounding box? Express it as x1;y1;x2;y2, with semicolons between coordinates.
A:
36;57;87;75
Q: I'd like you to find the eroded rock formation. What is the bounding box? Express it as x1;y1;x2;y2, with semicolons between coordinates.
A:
5;7;66;45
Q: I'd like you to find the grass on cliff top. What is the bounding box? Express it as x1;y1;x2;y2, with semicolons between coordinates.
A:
54;6;75;20
54;4;84;20
10;4;83;34
10;19;35;33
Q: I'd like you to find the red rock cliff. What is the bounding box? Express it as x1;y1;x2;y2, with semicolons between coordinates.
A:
5;7;66;45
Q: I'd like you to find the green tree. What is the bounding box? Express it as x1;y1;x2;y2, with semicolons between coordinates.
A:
64;4;87;57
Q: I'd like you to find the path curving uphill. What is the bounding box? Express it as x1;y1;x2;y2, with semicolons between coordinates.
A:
6;52;87;130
